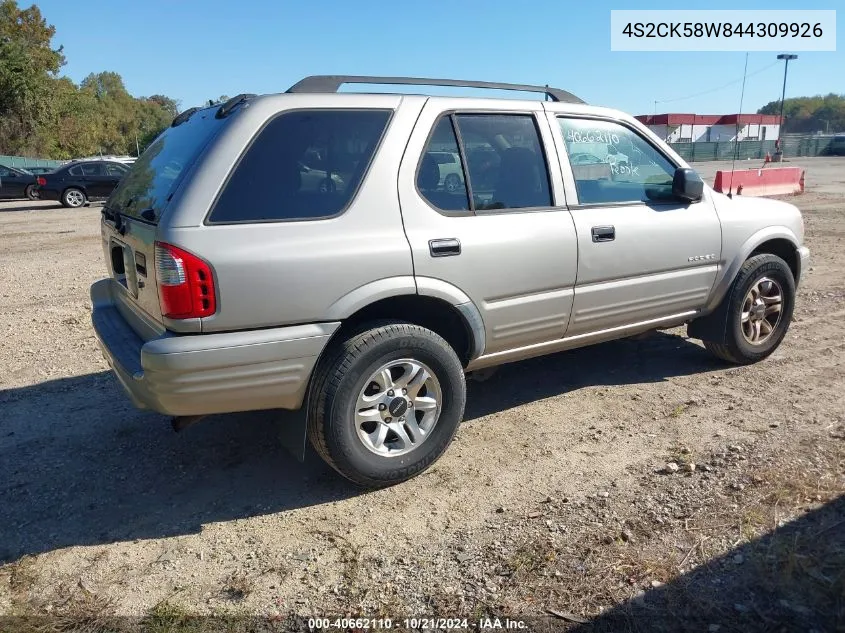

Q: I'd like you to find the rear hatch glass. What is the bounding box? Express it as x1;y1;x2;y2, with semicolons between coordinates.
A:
107;107;226;223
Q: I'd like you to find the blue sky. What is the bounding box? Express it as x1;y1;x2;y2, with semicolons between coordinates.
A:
37;0;842;116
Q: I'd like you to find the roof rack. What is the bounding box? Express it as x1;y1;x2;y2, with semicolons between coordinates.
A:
286;75;585;104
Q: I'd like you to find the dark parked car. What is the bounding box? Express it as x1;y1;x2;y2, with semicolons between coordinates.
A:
37;160;129;208
0;164;39;200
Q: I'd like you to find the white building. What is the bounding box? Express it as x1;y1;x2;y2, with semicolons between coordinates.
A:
635;113;781;143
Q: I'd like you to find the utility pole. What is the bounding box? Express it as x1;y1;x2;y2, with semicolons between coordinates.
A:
776;54;797;151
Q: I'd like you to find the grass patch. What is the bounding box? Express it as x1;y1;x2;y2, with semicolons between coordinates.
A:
220;572;253;602
505;539;557;577
6;556;38;600
311;530;362;600
668;404;687;418
144;601;204;633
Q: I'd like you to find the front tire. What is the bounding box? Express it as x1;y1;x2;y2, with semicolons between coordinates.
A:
308;322;466;488
704;254;795;364
61;187;86;208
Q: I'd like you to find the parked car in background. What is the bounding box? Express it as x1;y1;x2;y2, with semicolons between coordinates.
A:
427;151;464;192
0;164;39;200
830;135;845;156
74;155;137;165
36;160;129;208
298;160;345;192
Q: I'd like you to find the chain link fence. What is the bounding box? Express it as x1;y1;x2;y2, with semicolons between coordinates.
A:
673;134;838;163
0;155;64;170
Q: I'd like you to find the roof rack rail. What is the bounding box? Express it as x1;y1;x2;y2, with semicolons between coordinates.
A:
286;75;585;104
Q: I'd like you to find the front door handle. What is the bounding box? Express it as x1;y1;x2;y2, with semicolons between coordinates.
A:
591;225;615;242
429;238;461;257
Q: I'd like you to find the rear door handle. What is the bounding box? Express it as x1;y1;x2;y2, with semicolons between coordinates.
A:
591;225;615;242
429;238;461;257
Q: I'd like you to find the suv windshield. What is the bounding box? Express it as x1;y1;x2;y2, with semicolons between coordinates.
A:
107;108;224;223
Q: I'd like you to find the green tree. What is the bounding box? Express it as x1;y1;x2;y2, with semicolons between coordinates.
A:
0;0;65;154
147;94;179;117
37;76;100;158
0;1;180;158
758;94;845;134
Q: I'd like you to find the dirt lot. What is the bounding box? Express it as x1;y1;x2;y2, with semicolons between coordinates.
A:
1;157;844;631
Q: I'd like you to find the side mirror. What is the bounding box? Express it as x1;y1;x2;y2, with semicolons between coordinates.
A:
672;167;704;203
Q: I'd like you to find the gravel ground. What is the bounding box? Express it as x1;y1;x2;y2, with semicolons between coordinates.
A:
1;159;843;630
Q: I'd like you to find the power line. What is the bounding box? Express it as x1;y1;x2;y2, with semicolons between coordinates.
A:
654;60;779;106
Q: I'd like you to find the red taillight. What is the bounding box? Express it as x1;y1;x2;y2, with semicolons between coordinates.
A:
154;242;216;319
36;177;46;186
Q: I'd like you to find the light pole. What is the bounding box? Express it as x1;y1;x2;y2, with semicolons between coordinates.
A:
776;54;797;149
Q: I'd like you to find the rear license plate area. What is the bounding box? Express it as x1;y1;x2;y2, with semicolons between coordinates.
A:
110;239;138;297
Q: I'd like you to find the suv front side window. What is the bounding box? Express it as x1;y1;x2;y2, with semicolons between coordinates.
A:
558;117;676;205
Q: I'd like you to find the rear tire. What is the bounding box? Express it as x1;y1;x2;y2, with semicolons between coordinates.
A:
703;254;795;364
24;184;38;200
308;322;466;488
61;187;86;208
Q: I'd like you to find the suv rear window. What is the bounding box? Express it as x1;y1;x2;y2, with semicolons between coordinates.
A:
108;108;225;223
208;109;391;224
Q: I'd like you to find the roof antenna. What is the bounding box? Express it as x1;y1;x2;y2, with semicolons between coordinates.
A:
727;52;749;199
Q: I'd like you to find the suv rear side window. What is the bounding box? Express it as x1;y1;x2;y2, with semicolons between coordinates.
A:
209;109;391;224
417;113;552;214
417;117;470;212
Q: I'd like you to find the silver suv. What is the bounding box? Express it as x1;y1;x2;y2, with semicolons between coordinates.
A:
91;76;810;487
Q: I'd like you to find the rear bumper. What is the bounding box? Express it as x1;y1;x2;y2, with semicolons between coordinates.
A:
90;278;339;417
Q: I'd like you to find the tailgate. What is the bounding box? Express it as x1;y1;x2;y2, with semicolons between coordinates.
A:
101;215;167;338
99;104;229;336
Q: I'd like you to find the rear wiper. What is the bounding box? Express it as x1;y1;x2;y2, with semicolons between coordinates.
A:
215;93;256;119
114;211;127;235
171;107;199;127
101;206;126;234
